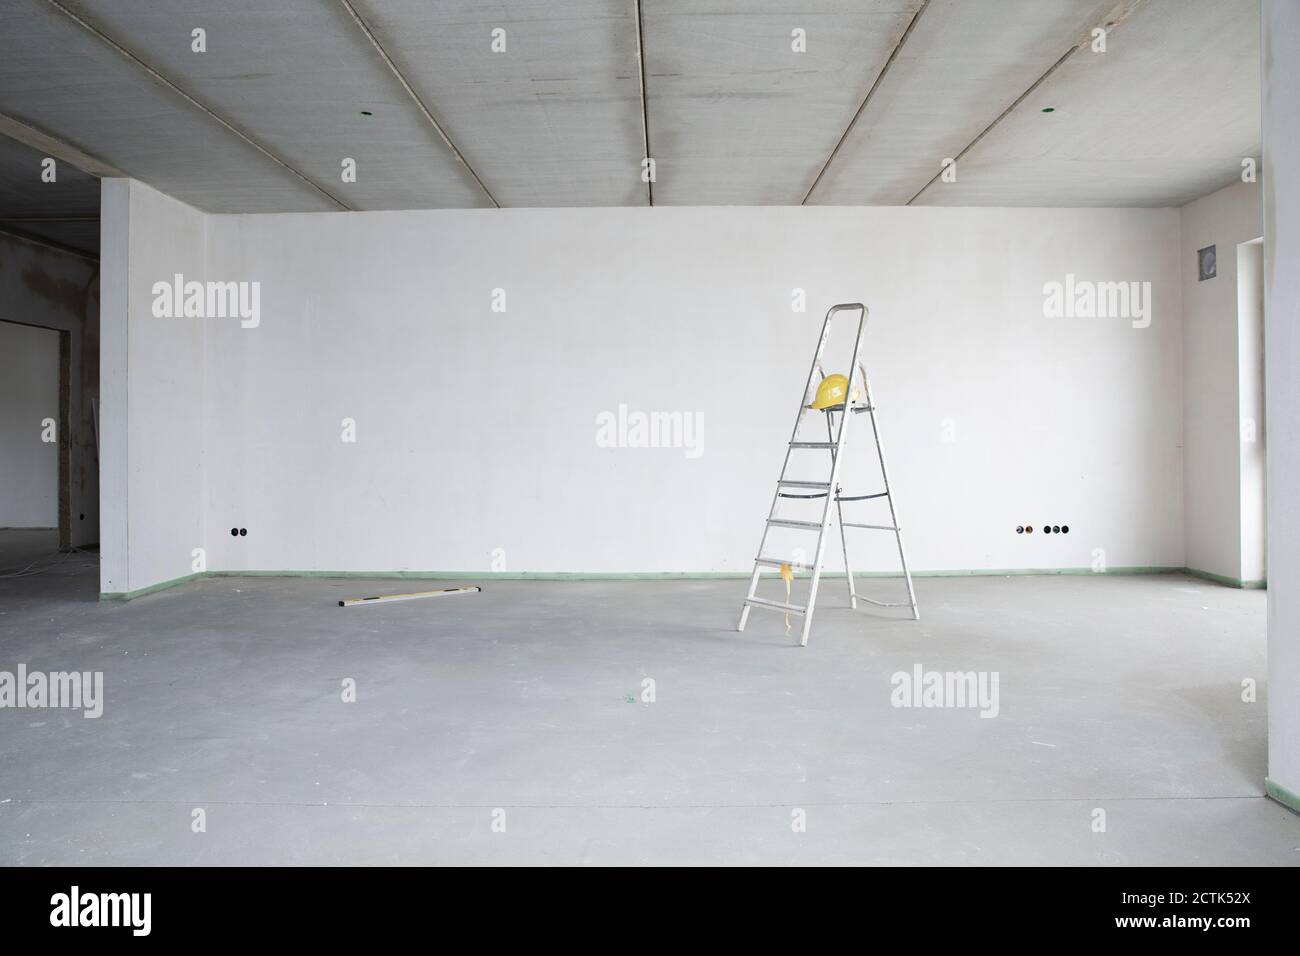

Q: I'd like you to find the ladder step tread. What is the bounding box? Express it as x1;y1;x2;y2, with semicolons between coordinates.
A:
766;518;823;530
754;556;814;571
789;441;835;449
745;596;807;615
842;522;900;531
777;479;831;489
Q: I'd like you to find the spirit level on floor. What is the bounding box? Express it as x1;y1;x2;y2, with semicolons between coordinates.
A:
338;585;481;607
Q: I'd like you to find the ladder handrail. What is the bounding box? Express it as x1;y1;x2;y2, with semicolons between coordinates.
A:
802;306;869;645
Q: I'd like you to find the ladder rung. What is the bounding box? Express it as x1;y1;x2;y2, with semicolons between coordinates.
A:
789;441;834;449
841;522;900;531
766;518;823;530
777;479;830;489
754;556;814;571
745;596;807;616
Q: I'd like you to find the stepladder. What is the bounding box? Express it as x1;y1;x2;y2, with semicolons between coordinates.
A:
737;303;918;646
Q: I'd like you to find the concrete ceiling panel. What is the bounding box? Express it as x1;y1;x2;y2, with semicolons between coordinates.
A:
810;0;1127;205
0;132;99;218
0;133;99;254
357;0;648;207
913;0;1261;207
57;0;488;210
0;0;340;213
643;0;925;205
1;217;100;256
0;0;1267;218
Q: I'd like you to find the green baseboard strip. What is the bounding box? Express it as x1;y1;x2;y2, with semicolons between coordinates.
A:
100;564;1202;601
1265;777;1300;816
99;571;204;602
891;566;1184;578
1185;567;1268;590
206;569;750;581
210;566;1185;581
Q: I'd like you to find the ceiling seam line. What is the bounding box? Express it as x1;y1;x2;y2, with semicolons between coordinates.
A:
0;225;98;261
38;0;351;211
338;0;500;209
801;0;932;206
635;0;653;207
0;111;126;179
905;0;1149;205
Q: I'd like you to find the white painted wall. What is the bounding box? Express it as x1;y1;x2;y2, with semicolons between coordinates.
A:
191;205;1183;576
0;321;59;526
1263;0;1300;807
98;180;129;591
99;179;206;595
0;232;99;545
1179;180;1263;583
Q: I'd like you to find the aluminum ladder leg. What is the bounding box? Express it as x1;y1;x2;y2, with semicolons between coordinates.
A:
838;377;920;621
738;302;919;645
738;303;869;646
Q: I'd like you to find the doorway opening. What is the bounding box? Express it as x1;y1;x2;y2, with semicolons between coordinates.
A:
1237;237;1266;587
0;319;68;570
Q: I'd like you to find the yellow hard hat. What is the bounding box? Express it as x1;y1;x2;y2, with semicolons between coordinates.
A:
809;373;860;410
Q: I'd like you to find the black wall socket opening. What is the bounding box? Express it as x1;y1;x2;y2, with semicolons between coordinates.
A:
1018;523;1070;535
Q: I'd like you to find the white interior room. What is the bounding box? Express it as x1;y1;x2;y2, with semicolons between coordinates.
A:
1;0;1298;868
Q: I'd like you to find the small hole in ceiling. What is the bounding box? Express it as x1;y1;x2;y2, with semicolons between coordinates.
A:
1041;107;1055;113
360;110;373;116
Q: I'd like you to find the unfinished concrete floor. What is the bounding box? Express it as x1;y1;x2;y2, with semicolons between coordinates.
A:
1;537;1297;865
